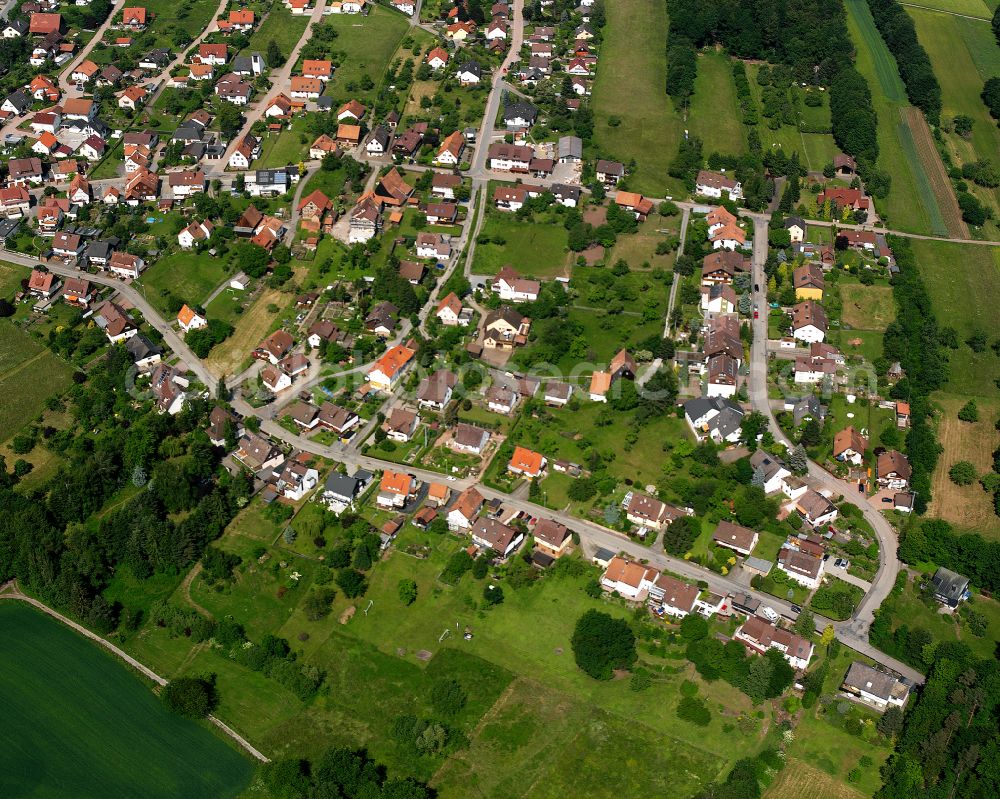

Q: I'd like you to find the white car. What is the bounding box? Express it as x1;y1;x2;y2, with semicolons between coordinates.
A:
761;606;779;622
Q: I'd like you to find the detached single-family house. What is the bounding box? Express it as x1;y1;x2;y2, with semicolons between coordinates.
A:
833;426;868;466
532;518;571;558
367;344;415;392
841;662;909;711
696;169;743;201
876;450;911;491
734;617;813;669
712;520;758;556
450;423;490;456
508;446;546;479
795;490;838;529
177;303;207;333
777;545;825;589
601;556;658;601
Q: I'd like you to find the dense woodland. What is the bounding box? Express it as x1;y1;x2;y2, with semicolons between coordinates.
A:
876;645;1000;799
0;349;249;634
667;0;886;195
866;0;941;124
880;237;946;513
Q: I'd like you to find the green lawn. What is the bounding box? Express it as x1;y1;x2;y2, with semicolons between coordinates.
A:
877;572;1000;661
144;0;221;46
687;52;745;156
0;603;252;798
592;0;685;196
243;3;310;62
471;209;570;277
0;319;75;440
256;117;311;168
908;8;1000;226
909;239;1000;397
138;250;234;315
317;7;411;106
845;0;949;235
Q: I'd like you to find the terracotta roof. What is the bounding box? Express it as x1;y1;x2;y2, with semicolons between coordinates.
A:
369;344;415;379
509;446;544;475
604;556;657;589
380;470;414;495
451;486;484;521
833;426;868;457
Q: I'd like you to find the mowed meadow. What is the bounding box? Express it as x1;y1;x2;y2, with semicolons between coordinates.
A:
0;602;252;798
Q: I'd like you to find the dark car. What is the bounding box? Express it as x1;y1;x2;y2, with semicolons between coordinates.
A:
754;283;760;291
790;604;802;614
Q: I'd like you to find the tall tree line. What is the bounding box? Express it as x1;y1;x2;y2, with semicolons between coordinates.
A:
865;0;942;124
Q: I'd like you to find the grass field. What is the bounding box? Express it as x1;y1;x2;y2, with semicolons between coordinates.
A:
899;0;993;17
908;8;1000;229
592;0;684;196
0;320;75;440
687;52;746;156
876;572;1000;660
256;117;310;168
203;287;289;377
765;758;867;799
472;210;571;277
138;251;233;315
745;65;840;172
609;216;680;271
243;3;309;62
0;603;252;798
846;0;954;236
908;239;1000;396
319;8;411;106
838;282;895;330
145;0;221;45
928;393;1000;539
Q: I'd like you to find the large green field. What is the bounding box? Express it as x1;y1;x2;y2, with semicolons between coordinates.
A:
909;239;1000;397
138;250;234;316
0;319;75;441
900;0;993;17
144;0;222;46
592;0;685;196
243;3;310;62
0;602;252;798
472;209;571;277
687;52;746;156
317;7;412;106
845;0;950;236
908;8;1000;230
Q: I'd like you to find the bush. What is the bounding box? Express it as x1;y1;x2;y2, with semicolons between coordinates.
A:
302;587;336;621
957;400;979;422
335;568;367;598
949;461;978;486
161;676;217;718
398;578;417;605
482;583;504;606
430;679;467;717
676;695;711;726
571;610;637;680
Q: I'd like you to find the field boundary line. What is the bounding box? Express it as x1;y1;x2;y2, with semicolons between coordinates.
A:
898;2;990;21
0;581;270;763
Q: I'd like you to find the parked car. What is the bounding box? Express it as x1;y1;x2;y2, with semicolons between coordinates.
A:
834;558;850;569
761;606;779;622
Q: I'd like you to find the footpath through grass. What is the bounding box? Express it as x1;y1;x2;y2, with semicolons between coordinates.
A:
845;0;948;235
592;0;684;196
0;602;252;798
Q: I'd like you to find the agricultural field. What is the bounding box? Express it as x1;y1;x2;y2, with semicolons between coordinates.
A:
318;8;412;106
591;0;685;196
927;394;1000;539
909;239;1000;397
908;7;1000;235
0;319;75;441
0;603;252;798
687;52;746;156
845;0;959;237
243;3;310;62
